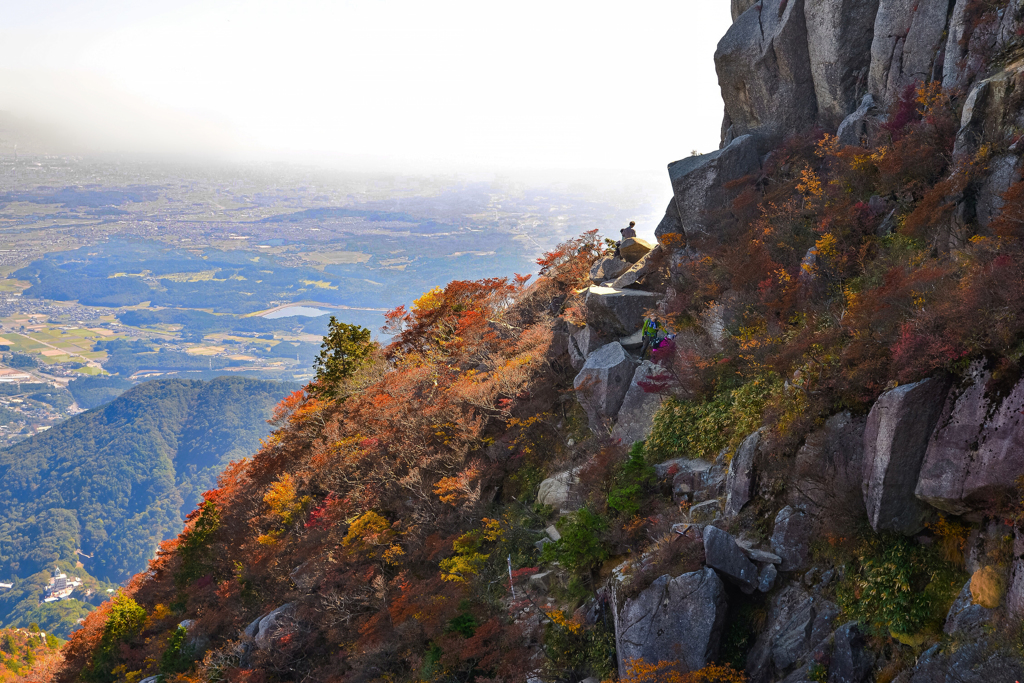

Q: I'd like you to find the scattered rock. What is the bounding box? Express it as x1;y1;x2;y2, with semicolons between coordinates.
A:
917;362;1024;514
535;537;554;552
610;362;668;446
724;430;759;517
862;376;950;534
589;256;631;284
584;286;662;339
666;135;761;237
617;568;728;672
545;524;561;542
654;457;713;480
568;325;605;371
536;468;581;509
611;244;663;290
704;526;760;593
619;237;654;264
771;506;811;572
574;342;638;430
741;546;783;565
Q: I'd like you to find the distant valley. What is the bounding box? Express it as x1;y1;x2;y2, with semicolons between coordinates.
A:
0;376;294;637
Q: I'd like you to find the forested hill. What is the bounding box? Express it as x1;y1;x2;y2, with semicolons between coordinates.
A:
0;377;296;583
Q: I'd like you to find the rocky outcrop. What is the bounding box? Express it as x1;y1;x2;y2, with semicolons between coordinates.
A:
611;245;663;290
804;0;880;128
746;583;840;683
917;365;1024;514
771;506;811;572
829;622;874;683
584;286;661;339
862;377;950;534
898;640;1024;682
724;430;759;517
654;198;686;249
944;581;996;637
788;411;866;523
244;603;297;651
568;325;604;371
868;0;950;106
716;0;817;148
704;526;760;593
574;342;637;430
611;362;668;446
589;256;631;284
617;568;728;672
836;94;879;146
666;135;760;237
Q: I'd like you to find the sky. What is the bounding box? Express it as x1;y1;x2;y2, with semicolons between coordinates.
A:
0;0;732;175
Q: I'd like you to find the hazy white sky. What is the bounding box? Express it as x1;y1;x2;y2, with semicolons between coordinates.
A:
0;1;731;174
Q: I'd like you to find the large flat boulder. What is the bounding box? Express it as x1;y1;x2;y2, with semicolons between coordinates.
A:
666;135;760;237
917;365;1024;514
704;525;759;593
574;342;637;430
804;0;880;128
862;377;949;534
611;362;668;446
619;237;654;264
724;430;759;517
584;286;661;339
617;568;728;672
868;0;950;106
715;0;817;148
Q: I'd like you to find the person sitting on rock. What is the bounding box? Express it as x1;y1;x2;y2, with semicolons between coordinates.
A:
613;221;637;258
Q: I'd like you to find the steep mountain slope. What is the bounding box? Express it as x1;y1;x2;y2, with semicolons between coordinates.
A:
0;377;295;583
51;2;1024;683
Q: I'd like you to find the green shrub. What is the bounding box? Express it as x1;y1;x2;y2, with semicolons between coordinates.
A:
606;443;656;517
176;501;221;587
645;373;782;462
835;533;965;637
159;625;195;674
83;593;147;683
539;508;609;577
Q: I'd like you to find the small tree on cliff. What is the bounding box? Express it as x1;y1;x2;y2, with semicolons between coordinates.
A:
312;317;374;397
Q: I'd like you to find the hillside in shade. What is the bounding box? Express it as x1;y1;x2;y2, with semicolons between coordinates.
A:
0;377;296;583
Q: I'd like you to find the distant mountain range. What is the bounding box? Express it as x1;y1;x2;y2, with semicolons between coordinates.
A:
0;376;295;583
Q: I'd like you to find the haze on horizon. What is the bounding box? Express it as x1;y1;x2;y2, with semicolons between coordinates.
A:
0;0;730;178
